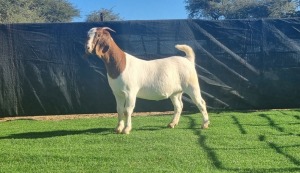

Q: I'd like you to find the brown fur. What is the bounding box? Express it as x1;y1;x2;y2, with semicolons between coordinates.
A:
94;28;126;79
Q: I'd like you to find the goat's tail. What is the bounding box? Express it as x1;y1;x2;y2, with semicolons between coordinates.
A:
175;44;195;63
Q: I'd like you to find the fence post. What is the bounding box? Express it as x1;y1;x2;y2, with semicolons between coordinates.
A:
100;12;104;22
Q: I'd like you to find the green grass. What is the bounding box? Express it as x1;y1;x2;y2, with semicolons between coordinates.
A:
0;110;299;173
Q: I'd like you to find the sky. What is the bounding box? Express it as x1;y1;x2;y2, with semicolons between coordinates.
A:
68;0;188;22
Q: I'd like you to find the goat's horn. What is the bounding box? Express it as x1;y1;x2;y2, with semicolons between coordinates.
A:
101;27;116;33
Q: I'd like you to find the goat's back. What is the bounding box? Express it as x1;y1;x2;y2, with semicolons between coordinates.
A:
111;53;199;100
126;54;196;81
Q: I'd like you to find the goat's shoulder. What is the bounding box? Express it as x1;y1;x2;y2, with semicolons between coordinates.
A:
124;53;149;66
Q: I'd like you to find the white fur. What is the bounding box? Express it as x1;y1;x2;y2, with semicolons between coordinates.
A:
86;28;96;52
108;46;209;134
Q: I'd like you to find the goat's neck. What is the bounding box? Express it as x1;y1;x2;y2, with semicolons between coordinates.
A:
102;41;126;79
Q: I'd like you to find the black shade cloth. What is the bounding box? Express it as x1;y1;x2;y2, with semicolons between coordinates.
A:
1;18;300;116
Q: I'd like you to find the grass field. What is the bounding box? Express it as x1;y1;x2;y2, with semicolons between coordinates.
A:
0;110;299;173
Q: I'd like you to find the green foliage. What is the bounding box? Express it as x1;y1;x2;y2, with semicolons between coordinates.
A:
86;8;123;22
0;110;299;172
32;0;80;23
185;0;300;20
0;0;43;23
0;0;79;23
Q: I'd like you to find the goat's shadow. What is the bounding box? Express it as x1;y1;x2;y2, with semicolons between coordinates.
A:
137;125;168;131
0;128;113;139
0;125;172;139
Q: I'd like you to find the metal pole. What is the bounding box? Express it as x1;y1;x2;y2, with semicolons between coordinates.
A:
100;12;104;22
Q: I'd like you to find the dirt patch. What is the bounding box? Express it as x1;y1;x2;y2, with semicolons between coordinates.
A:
0;111;173;122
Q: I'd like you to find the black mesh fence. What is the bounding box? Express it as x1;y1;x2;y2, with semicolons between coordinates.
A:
1;18;300;116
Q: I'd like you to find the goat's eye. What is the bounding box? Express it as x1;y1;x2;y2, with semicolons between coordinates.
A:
97;34;100;37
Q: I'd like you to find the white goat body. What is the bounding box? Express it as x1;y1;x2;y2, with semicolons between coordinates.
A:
86;27;209;134
109;52;195;101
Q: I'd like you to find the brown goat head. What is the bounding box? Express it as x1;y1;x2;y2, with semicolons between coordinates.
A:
85;27;115;57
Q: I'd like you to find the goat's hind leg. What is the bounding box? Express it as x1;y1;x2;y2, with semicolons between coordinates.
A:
198;97;209;129
168;92;183;128
186;87;209;129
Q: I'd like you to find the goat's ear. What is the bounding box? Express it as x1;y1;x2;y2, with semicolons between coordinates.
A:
95;33;110;56
95;42;109;57
102;45;110;54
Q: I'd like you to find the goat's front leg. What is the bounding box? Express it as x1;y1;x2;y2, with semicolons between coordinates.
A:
123;95;137;134
115;95;125;134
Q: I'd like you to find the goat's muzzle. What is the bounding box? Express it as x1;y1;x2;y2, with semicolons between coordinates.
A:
85;46;91;54
85;44;92;53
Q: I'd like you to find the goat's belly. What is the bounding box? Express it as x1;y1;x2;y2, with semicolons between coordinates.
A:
136;86;181;100
136;89;170;101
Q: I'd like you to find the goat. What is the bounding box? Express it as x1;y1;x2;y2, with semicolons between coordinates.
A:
85;27;209;134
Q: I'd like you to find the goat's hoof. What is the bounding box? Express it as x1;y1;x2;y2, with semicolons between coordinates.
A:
115;128;122;134
115;126;124;134
201;121;210;129
122;127;132;134
167;123;177;128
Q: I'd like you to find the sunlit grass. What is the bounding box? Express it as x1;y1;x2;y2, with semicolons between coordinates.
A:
0;110;299;172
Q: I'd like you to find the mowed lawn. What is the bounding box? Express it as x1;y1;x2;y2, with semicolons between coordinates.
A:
0;110;299;173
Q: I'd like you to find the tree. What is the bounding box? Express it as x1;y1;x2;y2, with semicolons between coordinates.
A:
0;0;79;23
0;0;43;23
86;8;122;22
32;0;80;22
185;0;300;20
